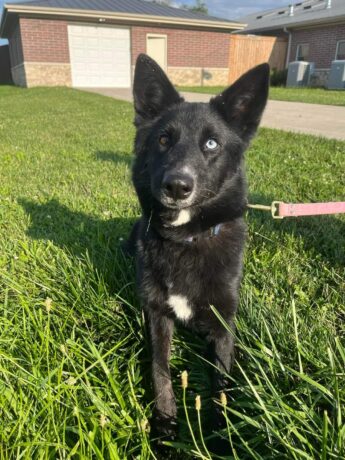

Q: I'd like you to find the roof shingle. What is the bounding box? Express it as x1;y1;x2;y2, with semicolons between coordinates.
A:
240;0;345;32
6;0;238;24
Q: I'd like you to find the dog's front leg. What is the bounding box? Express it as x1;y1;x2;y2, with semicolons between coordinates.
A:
147;311;177;438
211;321;235;429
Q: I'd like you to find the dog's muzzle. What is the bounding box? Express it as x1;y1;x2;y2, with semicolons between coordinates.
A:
161;173;194;202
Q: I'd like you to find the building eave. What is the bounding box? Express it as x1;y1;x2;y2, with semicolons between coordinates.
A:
241;14;345;35
0;3;244;38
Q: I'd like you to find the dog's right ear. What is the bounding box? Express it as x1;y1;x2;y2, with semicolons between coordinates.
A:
133;54;183;124
210;63;270;143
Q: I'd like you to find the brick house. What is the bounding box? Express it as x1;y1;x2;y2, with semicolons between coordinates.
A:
240;0;345;86
0;0;243;88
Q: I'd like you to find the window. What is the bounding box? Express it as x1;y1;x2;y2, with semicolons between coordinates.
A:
296;43;310;61
335;40;345;60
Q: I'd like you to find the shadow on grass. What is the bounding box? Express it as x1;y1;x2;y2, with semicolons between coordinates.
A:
18;194;344;455
94;150;133;166
18;196;194;456
20;192;344;282
19;193;345;343
19;198;137;296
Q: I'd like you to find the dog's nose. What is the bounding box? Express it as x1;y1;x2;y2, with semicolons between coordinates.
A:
162;174;194;201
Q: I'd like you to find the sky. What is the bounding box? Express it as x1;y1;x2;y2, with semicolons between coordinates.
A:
0;0;290;43
176;0;289;19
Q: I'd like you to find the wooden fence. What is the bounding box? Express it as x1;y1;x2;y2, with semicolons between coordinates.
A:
228;34;288;84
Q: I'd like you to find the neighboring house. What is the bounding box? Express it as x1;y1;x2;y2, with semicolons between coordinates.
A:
240;0;345;86
0;0;243;88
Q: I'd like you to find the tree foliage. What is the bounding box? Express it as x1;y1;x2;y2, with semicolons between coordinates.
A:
183;0;208;14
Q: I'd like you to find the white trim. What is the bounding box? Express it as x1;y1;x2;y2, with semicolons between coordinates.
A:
283;27;292;68
1;4;243;36
68;20;130;30
243;16;345;35
296;43;310;61
335;39;345;60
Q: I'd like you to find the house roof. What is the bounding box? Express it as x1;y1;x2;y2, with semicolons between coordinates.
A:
240;0;345;33
1;0;243;38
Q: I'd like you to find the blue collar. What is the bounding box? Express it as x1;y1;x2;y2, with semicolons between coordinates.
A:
184;223;222;243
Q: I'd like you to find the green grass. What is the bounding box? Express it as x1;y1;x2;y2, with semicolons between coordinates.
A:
0;85;344;459
177;86;345;106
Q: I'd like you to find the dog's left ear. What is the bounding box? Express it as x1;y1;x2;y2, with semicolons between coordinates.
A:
210;63;270;143
133;54;183;125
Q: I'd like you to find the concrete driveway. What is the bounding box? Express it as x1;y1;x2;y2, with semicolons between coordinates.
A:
82;87;345;141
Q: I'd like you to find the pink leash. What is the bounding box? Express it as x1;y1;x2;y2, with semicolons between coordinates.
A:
248;201;345;219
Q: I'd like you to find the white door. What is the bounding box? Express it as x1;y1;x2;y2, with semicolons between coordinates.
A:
147;35;167;70
68;25;131;87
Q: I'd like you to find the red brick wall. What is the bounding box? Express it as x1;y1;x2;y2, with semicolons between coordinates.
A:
8;20;24;67
9;18;230;68
132;26;230;67
19;17;70;63
290;24;345;68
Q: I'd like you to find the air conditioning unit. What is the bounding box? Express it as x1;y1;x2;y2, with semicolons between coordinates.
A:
327;60;345;90
287;61;315;87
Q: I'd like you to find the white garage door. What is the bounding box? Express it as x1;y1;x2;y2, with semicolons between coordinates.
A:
68;25;131;88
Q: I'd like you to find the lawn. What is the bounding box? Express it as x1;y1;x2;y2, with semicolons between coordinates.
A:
177;85;345;106
0;85;344;459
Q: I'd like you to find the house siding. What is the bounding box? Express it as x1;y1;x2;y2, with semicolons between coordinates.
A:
131;26;230;67
8;21;24;67
13;17;72;87
7;17;232;87
8;20;26;86
132;25;230;85
19;17;70;63
290;23;345;69
288;23;345;86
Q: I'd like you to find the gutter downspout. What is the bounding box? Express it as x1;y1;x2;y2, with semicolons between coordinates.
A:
283;27;292;68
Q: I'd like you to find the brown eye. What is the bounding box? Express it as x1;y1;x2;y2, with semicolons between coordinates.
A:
159;134;170;147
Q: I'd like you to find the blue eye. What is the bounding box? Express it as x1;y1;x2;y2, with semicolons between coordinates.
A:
205;138;218;150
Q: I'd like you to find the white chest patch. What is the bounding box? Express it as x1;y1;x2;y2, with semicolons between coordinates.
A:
167;295;192;321
170;209;191;227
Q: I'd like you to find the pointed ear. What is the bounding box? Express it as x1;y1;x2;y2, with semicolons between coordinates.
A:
210;63;270;142
133;54;183;124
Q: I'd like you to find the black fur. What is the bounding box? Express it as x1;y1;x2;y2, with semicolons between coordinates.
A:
128;54;269;443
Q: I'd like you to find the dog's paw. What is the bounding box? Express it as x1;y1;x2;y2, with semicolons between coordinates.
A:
151;411;178;440
206;402;232;456
152;443;176;460
207;434;232;457
210;403;227;432
150;412;178;460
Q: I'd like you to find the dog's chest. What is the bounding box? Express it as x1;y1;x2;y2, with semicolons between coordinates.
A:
166;294;193;321
138;226;244;325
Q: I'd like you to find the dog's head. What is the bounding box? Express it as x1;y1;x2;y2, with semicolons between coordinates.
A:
132;54;269;231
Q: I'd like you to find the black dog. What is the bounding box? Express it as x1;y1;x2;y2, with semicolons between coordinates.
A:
126;54;269;440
